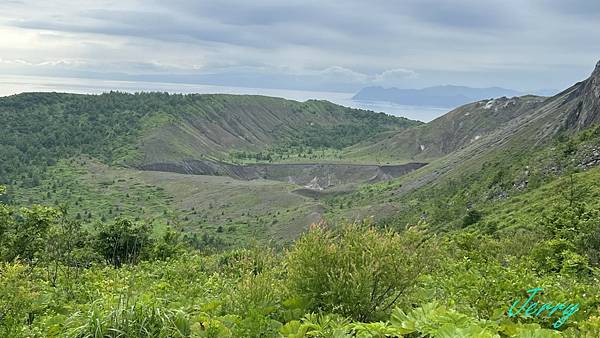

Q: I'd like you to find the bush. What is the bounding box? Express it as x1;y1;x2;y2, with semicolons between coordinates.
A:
0;204;60;263
93;218;152;267
0;263;39;337
462;209;482;227
285;222;435;321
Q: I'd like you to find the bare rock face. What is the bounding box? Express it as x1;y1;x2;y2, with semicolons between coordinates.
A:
584;60;600;100
581;60;600;123
139;159;428;189
563;59;600;130
591;60;600;98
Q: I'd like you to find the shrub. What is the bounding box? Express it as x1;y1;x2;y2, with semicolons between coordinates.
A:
285;222;435;321
0;263;38;337
93;218;152;267
0;204;60;263
462;209;482;227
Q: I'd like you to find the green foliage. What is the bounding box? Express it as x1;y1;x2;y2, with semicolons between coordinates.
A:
0;263;38;337
0;204;60;262
2;215;600;337
279;313;351;337
462;208;482;227
94;218;152;267
390;303;501;337
286;222;435;321
62;301;194;338
288;100;420;148
148;227;186;261
0;92;148;185
278;302;600;337
283;123;397;150
531;238;578;273
12;158;176;229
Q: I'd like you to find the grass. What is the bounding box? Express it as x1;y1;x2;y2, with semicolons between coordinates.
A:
481;166;600;232
12;156;329;246
138;169;324;243
12;156;176;233
321;121;600;232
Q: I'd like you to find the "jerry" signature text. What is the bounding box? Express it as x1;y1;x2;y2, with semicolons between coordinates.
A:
507;287;579;328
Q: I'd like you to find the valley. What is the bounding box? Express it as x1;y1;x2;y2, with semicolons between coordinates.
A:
0;92;431;249
13;156;428;249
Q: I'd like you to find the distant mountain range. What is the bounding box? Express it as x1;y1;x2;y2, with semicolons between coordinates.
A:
352;85;523;108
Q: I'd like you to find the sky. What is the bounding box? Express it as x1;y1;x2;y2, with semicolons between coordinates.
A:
1;0;600;95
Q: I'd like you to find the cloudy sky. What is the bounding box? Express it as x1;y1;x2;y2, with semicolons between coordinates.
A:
1;0;600;94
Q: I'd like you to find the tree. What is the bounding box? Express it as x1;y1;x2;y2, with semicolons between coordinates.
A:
0;203;59;263
44;207;98;287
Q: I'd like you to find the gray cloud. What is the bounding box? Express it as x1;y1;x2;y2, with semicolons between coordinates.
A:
541;0;600;17
1;0;600;94
14;10;272;48
371;0;520;30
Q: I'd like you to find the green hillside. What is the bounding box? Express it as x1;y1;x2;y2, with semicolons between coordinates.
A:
345;95;546;162
0;92;422;249
328;123;600;229
0;92;420;188
329;61;600;232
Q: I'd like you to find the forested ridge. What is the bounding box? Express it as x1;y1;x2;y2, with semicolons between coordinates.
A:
0;92;418;187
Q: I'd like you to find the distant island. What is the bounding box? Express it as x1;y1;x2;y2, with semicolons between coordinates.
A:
352;85;522;108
